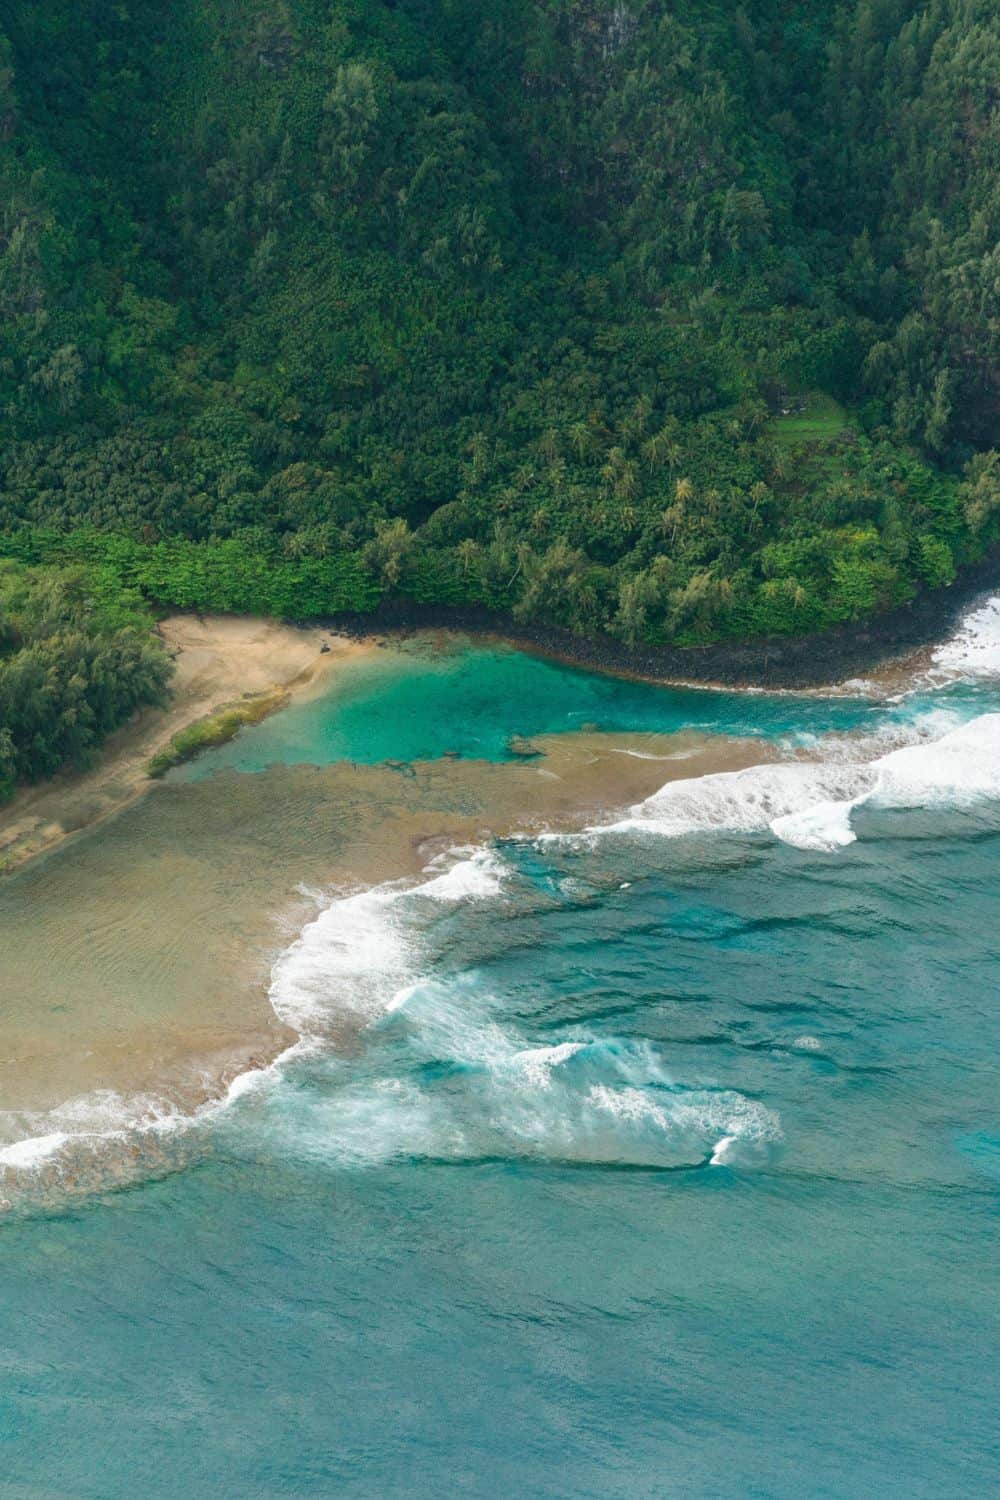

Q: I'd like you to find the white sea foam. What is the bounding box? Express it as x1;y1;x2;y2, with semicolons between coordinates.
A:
268;884;411;1034
0;1089;188;1177
931;595;1000;682
268;848;506;1036
218;1040;312;1106
605;759;874;841
774;712;1000;851
511;1042;586;1089
709;1134;737;1166
771;797;858;851
0;1132;71;1169
416;848;505;901
596;709;1000;856
587;1083;669;1129
266;1024;783;1170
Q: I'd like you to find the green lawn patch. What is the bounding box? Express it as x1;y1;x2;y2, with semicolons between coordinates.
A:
771;391;849;446
146;691;288;778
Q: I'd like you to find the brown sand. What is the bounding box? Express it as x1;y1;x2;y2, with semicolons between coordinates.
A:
0;727;776;1133
0;614;372;875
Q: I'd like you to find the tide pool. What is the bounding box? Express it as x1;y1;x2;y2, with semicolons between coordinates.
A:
172;633;1000;781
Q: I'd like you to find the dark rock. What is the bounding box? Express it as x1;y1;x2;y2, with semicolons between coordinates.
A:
313;544;1000;691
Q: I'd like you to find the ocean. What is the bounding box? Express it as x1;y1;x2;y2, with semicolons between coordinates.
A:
1;602;999;1496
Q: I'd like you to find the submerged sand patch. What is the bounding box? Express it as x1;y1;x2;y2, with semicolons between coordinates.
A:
0;728;776;1146
0;614;371;874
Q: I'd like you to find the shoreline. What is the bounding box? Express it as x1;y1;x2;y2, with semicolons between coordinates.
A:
324;550;1000;691
2;553;992;881
0;573;991;1194
0;615;367;877
0;728;780;1197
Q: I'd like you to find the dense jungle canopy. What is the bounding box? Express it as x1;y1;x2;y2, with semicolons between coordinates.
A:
0;0;997;785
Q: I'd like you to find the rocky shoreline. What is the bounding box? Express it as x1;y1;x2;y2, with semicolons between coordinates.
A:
326;550;1000;690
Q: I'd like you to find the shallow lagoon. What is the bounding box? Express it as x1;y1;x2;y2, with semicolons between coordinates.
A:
172;634;884;773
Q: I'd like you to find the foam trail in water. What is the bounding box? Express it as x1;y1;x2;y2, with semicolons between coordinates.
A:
255;1017;782;1171
0;1088;200;1182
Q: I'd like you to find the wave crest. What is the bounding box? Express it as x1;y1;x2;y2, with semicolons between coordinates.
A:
602;711;1000;854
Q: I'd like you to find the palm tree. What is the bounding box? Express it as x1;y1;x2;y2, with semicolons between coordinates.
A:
622;394;652;441
468;431;489;482
538;427;561;463
282;530;310;560
749;481;770;529
642;428;679;471
614;460;638;503
660;503;683;545
547;457;567;495
568;421;594;461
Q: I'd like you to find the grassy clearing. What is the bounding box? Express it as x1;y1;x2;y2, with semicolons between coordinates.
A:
146;690;288;778
771;391;849;446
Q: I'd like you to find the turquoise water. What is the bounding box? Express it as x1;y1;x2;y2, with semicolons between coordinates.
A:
173;634;997;778
3;637;1000;1496
174;636;887;774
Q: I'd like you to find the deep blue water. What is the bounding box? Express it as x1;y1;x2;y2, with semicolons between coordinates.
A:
2;643;999;1497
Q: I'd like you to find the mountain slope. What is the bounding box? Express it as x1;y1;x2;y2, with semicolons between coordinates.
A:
0;0;995;653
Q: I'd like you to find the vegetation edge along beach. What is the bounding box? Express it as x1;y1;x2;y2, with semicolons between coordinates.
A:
331;548;1000;691
0;528;995;868
0;614;365;875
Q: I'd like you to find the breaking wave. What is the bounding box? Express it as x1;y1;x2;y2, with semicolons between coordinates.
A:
242;846;780;1172
598;710;1000;854
0;848;507;1189
227;995;781;1173
930;594;1000;682
268;847;505;1035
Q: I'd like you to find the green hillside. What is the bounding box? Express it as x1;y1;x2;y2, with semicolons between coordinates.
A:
0;0;997;784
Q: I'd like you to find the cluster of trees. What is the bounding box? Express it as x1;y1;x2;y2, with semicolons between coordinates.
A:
5;426;996;651
0;561;170;799
817;0;999;454
0;0;995;776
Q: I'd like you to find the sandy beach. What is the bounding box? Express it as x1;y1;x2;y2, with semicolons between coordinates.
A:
0;616;818;1197
0;715;777;1169
0;614;369;875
